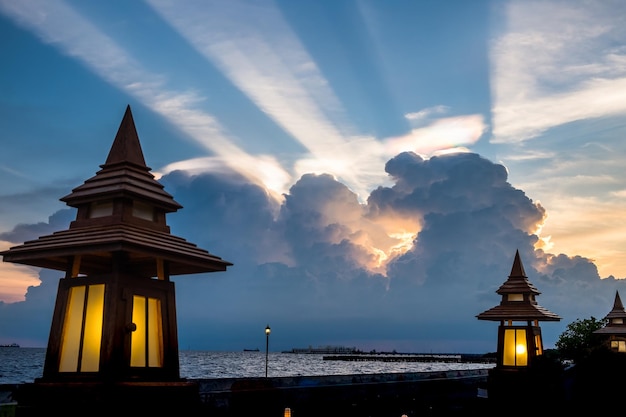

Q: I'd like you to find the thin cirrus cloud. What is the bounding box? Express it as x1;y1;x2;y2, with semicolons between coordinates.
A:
1;0;482;205
0;0;292;197
490;0;626;144
489;0;626;279
145;0;389;198
146;0;484;200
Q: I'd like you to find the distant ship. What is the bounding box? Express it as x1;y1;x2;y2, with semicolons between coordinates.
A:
0;343;20;347
243;348;260;352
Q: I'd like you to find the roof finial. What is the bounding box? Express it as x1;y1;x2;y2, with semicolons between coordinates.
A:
509;249;527;277
614;290;624;311
104;105;147;167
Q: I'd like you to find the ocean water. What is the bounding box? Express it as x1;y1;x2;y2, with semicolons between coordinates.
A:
0;347;494;385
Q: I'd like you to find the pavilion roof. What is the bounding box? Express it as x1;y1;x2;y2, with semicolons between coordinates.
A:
1;105;232;277
476;250;561;322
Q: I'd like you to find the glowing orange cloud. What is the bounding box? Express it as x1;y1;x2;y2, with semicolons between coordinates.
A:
0;241;41;303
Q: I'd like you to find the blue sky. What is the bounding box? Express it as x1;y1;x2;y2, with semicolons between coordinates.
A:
1;0;626;353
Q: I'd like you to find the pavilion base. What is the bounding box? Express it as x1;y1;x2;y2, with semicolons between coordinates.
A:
14;380;203;417
486;367;564;413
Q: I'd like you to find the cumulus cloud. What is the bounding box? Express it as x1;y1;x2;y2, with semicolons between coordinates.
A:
2;152;625;352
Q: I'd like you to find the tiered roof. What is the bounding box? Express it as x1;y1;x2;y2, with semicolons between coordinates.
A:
0;105;232;277
476;250;561;322
594;291;626;335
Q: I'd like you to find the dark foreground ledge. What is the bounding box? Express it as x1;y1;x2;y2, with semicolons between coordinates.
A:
2;369;491;417
197;369;491;416
4;356;625;416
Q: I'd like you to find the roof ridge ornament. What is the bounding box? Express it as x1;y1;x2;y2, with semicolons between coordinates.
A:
509;249;526;277
104;105;148;168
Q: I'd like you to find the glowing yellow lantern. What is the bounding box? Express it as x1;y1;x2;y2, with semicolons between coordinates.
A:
594;291;626;352
1;106;232;383
477;250;560;369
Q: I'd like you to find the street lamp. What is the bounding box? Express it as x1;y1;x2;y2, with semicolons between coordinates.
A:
265;325;271;377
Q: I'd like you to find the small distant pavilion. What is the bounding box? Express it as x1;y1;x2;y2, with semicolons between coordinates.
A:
594;291;626;352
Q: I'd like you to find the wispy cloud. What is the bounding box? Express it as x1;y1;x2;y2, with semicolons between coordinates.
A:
405;106;451;125
146;0;387;196
489;0;626;279
0;0;292;196
490;0;626;143
385;115;486;156
146;0;484;200
0;0;489;203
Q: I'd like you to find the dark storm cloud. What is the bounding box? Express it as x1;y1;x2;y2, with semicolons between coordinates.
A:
0;209;74;243
2;152;625;352
374;152;545;288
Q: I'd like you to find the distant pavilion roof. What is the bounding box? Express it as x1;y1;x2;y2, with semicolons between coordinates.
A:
0;105;232;277
476;250;561;322
594;291;626;335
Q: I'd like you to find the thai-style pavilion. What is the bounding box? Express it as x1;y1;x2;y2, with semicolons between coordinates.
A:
477;250;561;407
1;105;232;415
593;291;626;352
477;249;561;368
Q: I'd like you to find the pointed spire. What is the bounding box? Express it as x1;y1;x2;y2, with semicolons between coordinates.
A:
60;105;181;212
595;290;626;333
605;290;626;319
614;291;624;311
509;249;527;277
104;105;147;167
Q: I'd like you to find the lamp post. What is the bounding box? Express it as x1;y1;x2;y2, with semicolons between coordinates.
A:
265;324;271;377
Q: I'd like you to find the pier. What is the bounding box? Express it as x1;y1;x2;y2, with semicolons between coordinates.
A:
322;353;495;363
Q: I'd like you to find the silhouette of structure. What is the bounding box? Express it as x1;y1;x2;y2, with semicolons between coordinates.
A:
477;250;561;368
594;290;626;352
1;105;232;415
477;250;561;409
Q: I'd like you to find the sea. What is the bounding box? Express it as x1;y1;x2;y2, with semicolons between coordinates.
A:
0;347;494;385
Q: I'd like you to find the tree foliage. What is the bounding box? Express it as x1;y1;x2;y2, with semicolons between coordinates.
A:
555;316;607;362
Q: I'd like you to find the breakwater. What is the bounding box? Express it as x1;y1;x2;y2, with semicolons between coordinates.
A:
322;353;494;363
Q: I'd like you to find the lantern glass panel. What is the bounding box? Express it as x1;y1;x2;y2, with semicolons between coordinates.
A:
612;340;626;352
131;295;163;367
503;328;528;366
81;284;105;371
147;297;163;367
534;334;543;356
59;284;105;372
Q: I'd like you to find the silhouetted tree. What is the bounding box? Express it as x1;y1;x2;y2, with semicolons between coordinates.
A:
555;316;606;363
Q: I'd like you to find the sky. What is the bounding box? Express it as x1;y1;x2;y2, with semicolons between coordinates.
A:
1;0;626;354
